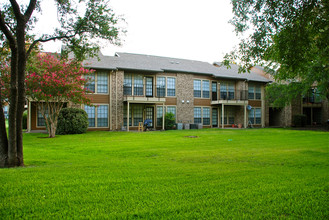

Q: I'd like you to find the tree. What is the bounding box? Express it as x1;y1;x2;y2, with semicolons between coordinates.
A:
225;0;329;105
26;53;93;138
0;0;124;168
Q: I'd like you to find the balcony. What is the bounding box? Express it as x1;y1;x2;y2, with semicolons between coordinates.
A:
211;90;248;105
123;84;166;103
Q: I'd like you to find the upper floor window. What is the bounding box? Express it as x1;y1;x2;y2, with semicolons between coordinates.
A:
157;77;166;97
124;74;132;95
194;80;201;98
134;75;144;96
167;77;176;96
86;72;108;94
248;84;261;100
202;80;210;98
220;82;235;100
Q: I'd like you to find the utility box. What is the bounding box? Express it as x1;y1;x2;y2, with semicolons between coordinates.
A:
184;123;190;130
197;124;203;129
177;123;183;130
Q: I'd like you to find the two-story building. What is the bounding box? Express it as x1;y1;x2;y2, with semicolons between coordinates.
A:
26;52;271;132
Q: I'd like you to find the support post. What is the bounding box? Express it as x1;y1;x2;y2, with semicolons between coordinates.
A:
244;104;247;128
28;100;31;132
221;104;225;129
127;101;130;132
162;103;165;130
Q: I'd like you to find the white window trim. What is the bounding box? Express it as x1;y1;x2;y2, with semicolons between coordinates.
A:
194;106;211;125
156;76;177;98
87;71;109;95
248;84;261;100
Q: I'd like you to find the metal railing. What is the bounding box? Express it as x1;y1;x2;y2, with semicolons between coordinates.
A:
123;84;166;99
213;90;248;101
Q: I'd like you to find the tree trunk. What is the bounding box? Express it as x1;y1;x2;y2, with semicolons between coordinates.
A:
0;91;8;167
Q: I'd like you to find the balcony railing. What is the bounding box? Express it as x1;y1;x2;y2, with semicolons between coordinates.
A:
213;90;248;101
303;95;322;104
123;84;166;102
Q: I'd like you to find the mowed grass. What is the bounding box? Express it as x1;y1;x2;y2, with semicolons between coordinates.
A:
0;129;328;219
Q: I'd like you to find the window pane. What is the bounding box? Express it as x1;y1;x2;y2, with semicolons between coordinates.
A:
220;83;227;99
133;105;143;126
124;74;132;95
97;105;108;127
255;86;261;100
97;72;108;93
167;77;176;96
134;75;144;96
37;107;48;127
86;73;95;93
194;80;201;97
255;108;261;124
85;106;95;127
194;107;201;124
228;83;235;100
212;108;218;126
157;77;166;97
167;106;176;119
248;85;255;100
157;106;163;127
202;80;210;98
203;107;210;125
248;108;255;124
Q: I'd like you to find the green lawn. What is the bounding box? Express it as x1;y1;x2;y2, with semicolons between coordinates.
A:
0;129;328;219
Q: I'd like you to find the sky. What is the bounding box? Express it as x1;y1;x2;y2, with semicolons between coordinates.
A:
36;0;240;63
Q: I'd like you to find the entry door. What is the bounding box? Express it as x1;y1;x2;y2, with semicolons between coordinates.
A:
145;107;154;127
212;82;217;101
212;108;218;127
145;77;153;97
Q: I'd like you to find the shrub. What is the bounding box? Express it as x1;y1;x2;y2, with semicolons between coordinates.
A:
293;114;307;127
56;108;89;135
22;110;27;129
165;112;176;130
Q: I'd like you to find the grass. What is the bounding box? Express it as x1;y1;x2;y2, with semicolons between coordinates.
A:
0;128;328;219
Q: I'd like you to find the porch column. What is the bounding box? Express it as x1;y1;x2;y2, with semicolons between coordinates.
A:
127;101;130;132
162;103;165;130
221;104;225;129
244;104;247;128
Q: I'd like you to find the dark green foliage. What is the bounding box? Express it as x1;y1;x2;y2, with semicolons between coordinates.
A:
226;0;329;101
22;111;27;129
165;112;176;130
293;114;307;127
56;108;88;135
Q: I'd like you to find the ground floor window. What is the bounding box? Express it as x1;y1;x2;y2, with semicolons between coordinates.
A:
37;107;48;127
203;107;210;125
85;105;108;127
156;106;176;127
212;108;218;127
133;105;143;126
220;106;235;125
194;107;202;124
248;108;261;124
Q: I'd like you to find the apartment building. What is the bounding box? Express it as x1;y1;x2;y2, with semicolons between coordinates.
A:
27;52;271;132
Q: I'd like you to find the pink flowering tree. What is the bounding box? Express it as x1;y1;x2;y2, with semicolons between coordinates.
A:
25;53;94;138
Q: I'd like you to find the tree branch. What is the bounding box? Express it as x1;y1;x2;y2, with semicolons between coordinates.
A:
24;0;37;22
9;0;23;20
0;10;16;48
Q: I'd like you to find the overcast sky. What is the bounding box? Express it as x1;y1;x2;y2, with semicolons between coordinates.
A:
38;0;239;63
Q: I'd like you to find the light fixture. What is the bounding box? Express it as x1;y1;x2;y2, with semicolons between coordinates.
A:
186;100;190;104
182;100;185;103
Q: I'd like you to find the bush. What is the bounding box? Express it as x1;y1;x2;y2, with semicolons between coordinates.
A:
22;110;27;129
165;112;176;130
56;108;89;135
293;114;307;127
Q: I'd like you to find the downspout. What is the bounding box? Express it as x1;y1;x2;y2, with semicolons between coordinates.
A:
116;71;118;130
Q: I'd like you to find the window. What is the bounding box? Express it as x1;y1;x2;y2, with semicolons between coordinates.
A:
212;108;218;127
124;74;132;95
249;108;261;124
203;107;210;125
85;105;108;128
134;75;144;96
194;107;202;124
194;80;201;97
86;72;108;94
97;105;108;127
202;80;210;98
167;106;176;119
157;77;166;97
85;106;95;127
123;105;132;127
157;106;164;127
86;73;95;93
248;84;261;100
133;105;143;126
220;107;235;125
37;107;48;127
167;77;176;96
220;82;235;100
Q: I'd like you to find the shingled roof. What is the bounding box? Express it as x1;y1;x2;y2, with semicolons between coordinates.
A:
83;52;270;83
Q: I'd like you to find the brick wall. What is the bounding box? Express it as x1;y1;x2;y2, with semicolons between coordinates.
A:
176;73;194;124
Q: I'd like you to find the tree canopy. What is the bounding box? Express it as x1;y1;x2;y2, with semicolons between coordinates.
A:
0;0;124;167
226;0;329;105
